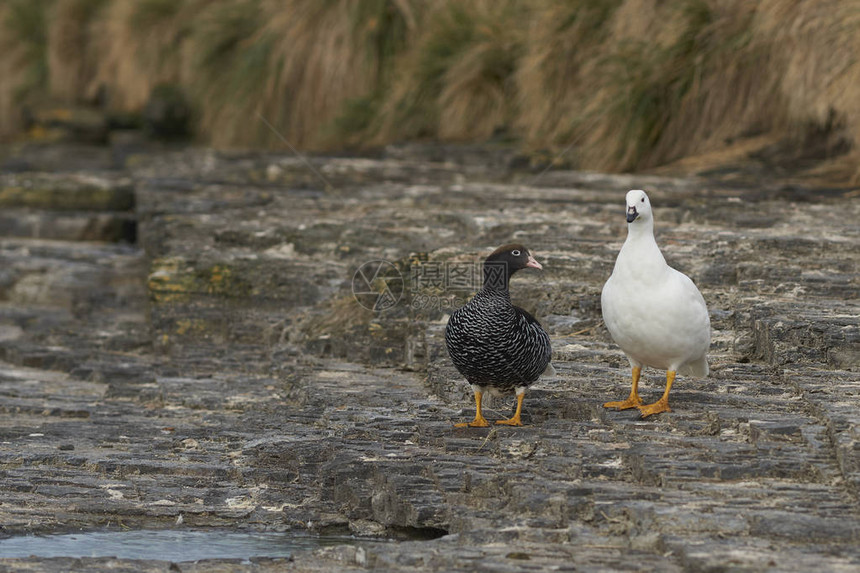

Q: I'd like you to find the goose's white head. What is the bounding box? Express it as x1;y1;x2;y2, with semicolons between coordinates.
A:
625;189;652;224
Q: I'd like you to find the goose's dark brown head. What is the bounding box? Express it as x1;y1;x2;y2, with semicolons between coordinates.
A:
483;243;543;290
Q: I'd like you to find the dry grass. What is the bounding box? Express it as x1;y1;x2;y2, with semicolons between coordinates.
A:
0;0;51;136
755;0;860;165
190;0;418;149
515;0;625;151
1;0;859;180
368;0;860;175
302;295;375;340
88;0;202;111
47;0;107;102
372;0;525;142
588;0;779;170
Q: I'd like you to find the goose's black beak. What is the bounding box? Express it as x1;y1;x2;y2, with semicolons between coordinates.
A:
626;206;638;223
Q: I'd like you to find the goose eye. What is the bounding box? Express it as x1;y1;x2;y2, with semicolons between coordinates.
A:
511;249;521;256
641;197;645;202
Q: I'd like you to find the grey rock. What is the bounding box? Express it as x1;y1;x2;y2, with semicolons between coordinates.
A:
0;143;858;572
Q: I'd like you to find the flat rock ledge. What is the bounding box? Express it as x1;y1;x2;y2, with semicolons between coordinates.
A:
0;143;859;572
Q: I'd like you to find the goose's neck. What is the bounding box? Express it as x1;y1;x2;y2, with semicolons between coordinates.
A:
482;262;514;292
618;218;666;272
476;284;511;302
627;217;656;243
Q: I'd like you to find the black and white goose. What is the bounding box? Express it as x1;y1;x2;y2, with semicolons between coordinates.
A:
445;244;552;427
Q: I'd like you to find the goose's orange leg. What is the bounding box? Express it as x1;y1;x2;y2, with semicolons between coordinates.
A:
455;390;490;427
604;366;643;410
496;393;525;426
638;371;675;417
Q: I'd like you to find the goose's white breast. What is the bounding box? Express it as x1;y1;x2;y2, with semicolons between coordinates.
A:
602;265;710;371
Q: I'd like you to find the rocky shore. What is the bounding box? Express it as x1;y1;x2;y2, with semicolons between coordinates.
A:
1;139;858;571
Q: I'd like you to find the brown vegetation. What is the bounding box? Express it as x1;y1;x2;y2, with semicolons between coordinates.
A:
1;0;858;178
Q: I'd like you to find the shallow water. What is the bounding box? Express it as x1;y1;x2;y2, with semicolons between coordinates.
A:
0;529;372;562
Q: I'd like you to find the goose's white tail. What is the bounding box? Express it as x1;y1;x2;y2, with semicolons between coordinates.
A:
680;355;709;378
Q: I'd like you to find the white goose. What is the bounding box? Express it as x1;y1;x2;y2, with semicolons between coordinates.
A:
601;189;710;417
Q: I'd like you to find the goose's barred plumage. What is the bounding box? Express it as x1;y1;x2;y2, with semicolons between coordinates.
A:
445;244;552;427
446;289;551;390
